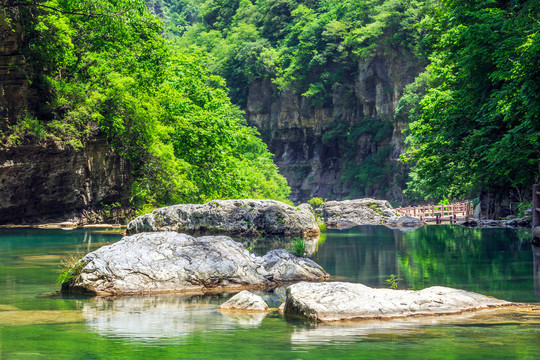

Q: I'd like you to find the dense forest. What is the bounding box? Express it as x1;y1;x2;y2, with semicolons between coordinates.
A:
1;0;290;211
1;0;539;213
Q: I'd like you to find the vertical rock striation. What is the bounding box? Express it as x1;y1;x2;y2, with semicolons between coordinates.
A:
245;47;424;202
0;139;131;223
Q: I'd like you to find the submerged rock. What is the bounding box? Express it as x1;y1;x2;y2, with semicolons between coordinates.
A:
316;199;399;228
384;216;424;231
284;282;513;322
461;217;531;228
219;290;269;312
127;199;319;238
63;232;329;296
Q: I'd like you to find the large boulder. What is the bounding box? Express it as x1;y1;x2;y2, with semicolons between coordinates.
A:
284;282;513;322
63;232;329;296
127;200;319;238
316;199;399;228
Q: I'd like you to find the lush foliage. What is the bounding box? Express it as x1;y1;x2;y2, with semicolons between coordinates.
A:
307;197;325;208
174;0;431;106
385;274;402;289
2;0;290;207
400;0;540;201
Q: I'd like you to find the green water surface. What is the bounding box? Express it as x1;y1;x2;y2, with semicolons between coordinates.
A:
0;227;539;359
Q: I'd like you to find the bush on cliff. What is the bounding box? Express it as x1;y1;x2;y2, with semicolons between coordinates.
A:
1;0;290;207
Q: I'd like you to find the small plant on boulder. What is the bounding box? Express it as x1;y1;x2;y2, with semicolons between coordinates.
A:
290;237;307;257
57;253;86;286
308;197;326;209
385;274;402;290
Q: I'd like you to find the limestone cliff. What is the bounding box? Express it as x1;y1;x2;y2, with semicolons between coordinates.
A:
245;47;424;202
0;139;132;224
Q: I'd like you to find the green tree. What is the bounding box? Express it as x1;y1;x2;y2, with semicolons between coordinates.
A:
401;0;540;201
1;0;291;208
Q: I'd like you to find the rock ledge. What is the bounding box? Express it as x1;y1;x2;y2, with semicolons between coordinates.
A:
284;282;513;322
127;199;319;238
316;199;399;228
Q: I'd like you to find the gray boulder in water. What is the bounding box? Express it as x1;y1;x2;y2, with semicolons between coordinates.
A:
384;216;425;231
218;290;269;312
63;232;329;296
127;199;319;238
284;282;513;322
316;199;399;228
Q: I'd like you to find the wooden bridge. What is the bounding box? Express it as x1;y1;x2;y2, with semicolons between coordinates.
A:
396;201;473;224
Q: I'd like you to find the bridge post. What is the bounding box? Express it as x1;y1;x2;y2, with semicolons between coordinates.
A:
534;184;540;244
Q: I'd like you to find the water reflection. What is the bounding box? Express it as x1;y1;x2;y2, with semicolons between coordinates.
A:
82;294;272;341
231;235;319;256
289;307;540;346
534;246;540;298
312;226;537;302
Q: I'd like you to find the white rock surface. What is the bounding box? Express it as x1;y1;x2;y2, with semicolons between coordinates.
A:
316;199;399;228
127;199;319;238
219;290;269;312
64;232;328;295
284;282;512;322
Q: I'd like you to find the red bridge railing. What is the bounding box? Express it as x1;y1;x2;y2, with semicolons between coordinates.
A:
396;201;473;224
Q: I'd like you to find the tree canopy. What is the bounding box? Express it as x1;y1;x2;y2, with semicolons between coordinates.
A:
399;0;540;201
175;0;431;106
1;0;290;207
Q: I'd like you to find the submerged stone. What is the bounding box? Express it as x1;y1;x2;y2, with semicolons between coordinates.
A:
218;290;269;312
284;282;514;322
384;216;424;231
63;232;329;296
127;199;319;238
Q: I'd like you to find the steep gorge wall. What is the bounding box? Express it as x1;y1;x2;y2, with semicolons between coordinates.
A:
0;13;133;224
245;47;424;202
0;140;132;223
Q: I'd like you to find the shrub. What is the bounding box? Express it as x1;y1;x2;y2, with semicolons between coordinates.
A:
57;253;86;286
290;237;306;257
308;197;326;209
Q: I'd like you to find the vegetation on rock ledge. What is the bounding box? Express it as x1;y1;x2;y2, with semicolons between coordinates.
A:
1;0;290;209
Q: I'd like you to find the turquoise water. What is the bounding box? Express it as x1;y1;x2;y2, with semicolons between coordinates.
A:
0;227;539;359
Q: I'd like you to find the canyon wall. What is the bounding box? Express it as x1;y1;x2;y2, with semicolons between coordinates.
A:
245;47;424;202
0;140;132;223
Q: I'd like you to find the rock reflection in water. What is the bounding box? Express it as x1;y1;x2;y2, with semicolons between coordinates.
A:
83;293;270;341
289;307;540;346
232;235;320;257
534;246;540;298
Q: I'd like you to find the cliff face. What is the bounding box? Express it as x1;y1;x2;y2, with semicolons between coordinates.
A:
0;13;132;224
245;47;424;202
0;140;132;224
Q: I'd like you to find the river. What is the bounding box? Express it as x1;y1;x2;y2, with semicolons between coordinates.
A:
0;226;538;359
